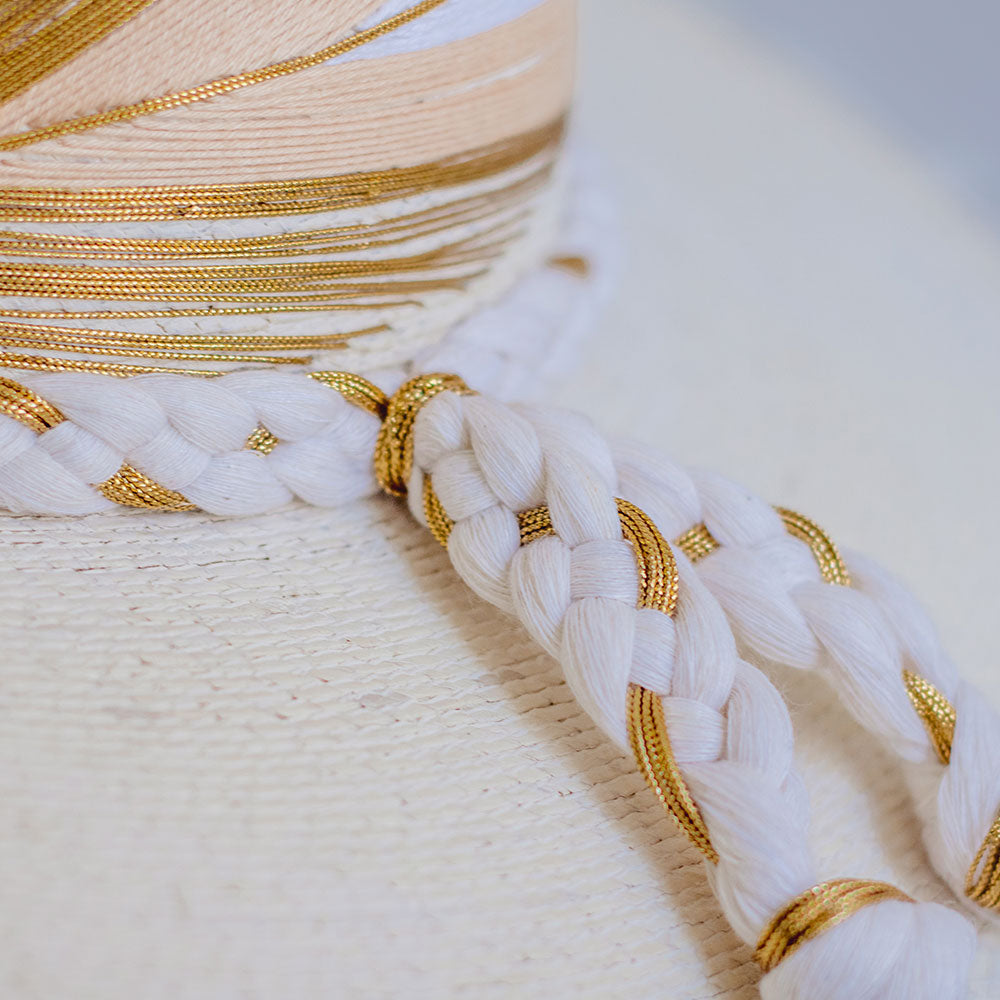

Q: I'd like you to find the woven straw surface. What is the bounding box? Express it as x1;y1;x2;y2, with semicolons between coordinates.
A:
4;2;1000;998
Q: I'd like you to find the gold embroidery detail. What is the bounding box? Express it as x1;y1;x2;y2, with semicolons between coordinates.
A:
902;669;956;765
776;507;851;586
674;522;719;563
245;425;278;456
755;879;913;972
96;463;195;511
0;373;64;431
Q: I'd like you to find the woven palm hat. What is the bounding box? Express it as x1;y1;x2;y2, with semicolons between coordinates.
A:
3;2;1000;998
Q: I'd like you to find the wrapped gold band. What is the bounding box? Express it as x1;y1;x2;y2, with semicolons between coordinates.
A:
755;878;914;973
0;119;564;223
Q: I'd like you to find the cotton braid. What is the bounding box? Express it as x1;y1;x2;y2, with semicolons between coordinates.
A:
403;387;974;1000
612;437;1000;921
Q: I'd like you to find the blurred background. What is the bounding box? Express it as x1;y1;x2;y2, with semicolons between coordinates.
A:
565;0;1000;699
701;0;1000;229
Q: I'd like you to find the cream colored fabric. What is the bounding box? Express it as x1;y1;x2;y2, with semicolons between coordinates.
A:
3;2;1000;999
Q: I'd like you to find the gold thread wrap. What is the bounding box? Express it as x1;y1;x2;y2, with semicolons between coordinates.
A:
673;522;719;563
967;814;1000;909
245;425;279;456
0;0;157;106
754;879;914;973
616;497;680;617
310;371;389;421
374;373;474;497
517;503;555;546
0;373;65;431
902;669;956;766
95;463;194;510
422;477;454;548
627;683;717;863
0;118;564;223
776;507;851;586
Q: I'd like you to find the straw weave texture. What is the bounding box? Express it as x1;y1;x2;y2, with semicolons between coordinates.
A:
2;498;998;998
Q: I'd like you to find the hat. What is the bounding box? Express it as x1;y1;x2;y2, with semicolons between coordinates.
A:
2;2;998;998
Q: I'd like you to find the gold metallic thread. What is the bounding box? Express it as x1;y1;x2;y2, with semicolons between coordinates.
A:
967;813;1000;910
0;373;65;431
245;425;279;456
616;497;680;616
0;171;543;258
754;879;914;972
310;370;389;420
373;373;474;497
0;0;156;105
95;463;195;511
902;669;956;766
627;683;718;863
0;119;563;222
0;0;449;151
776;507;851;586
673;522;720;563
517;503;555;545
0;351;224;377
422;476;454;548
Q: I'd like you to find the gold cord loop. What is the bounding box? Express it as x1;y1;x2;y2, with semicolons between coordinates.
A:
374;373;474;497
967;814;1000;909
